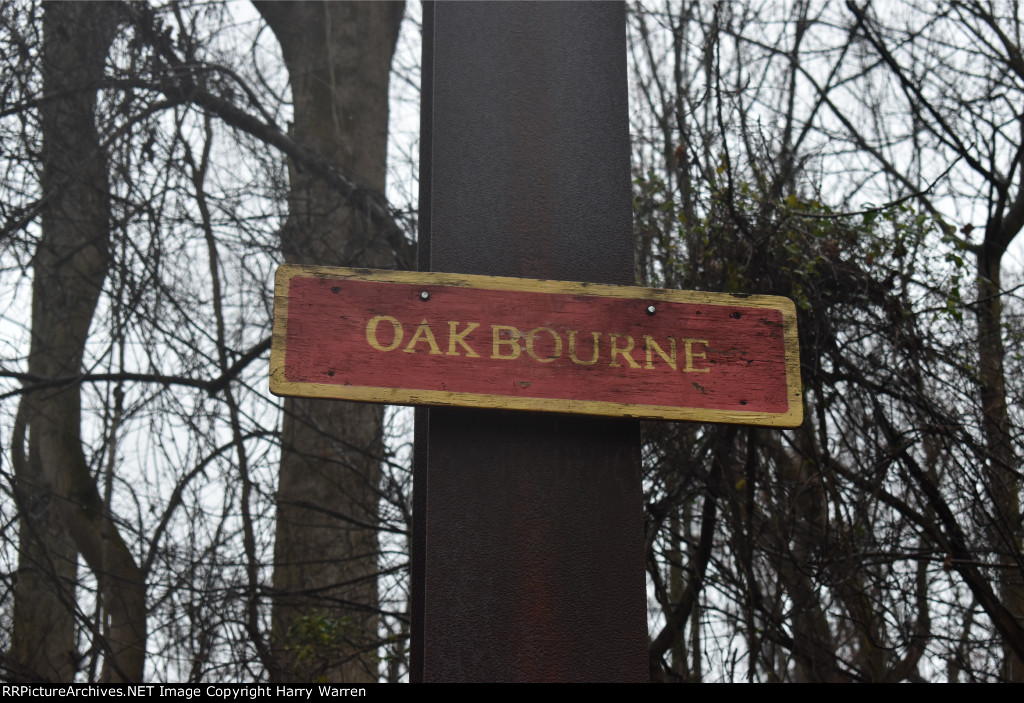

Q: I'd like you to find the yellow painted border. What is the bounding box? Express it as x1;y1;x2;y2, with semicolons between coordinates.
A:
270;264;804;428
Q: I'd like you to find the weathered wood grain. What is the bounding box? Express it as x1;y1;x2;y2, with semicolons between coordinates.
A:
270;264;803;427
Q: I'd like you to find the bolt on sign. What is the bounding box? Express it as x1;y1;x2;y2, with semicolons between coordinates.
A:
270;265;803;427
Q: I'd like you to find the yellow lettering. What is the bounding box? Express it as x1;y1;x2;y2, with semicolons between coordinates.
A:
644;335;677;370
403;319;442;355
491;325;522;360
366;315;403;352
526;327;563;362
447;321;480;357
683;338;710;372
609;334;640;368
568;330;600;366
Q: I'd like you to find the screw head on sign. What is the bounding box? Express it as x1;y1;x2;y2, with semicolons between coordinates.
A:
646;305;656;316
420;290;430;301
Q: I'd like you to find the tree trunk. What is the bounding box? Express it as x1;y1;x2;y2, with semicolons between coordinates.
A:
11;406;77;682
976;231;1024;682
12;1;147;682
255;1;404;683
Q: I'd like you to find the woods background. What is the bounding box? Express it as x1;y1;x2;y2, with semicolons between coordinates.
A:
1;0;1023;682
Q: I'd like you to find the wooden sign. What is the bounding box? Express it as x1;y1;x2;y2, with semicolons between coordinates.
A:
270;265;803;427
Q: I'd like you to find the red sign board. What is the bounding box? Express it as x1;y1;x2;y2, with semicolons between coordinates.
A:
270;265;803;427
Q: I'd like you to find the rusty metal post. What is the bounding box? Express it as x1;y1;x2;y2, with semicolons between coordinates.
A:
412;1;647;682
